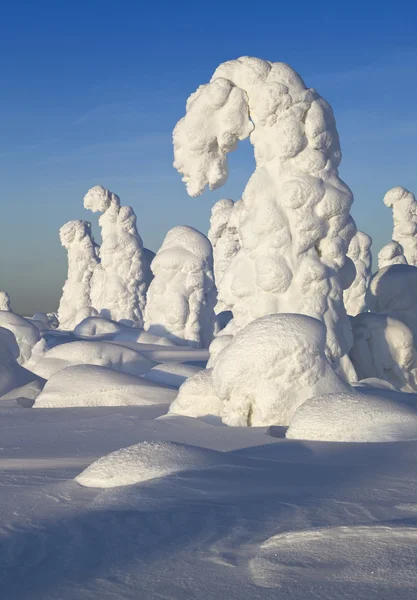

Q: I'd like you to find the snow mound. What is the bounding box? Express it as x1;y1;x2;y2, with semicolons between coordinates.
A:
286;391;417;442
0;311;40;364
169;368;223;422
144;225;217;348
73;316;126;338
0;327;44;397
0;291;11;311
30;340;154;379
378;240;407;269
75;441;223;488
35;364;177;408
144;362;202;388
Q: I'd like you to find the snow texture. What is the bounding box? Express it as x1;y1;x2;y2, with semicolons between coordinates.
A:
286;391;417;442
0;327;43;397
173;56;357;379
0;311;40;365
76;441;223;488
144;225;217;348
84;185;151;326
171;314;351;426
350;312;417;392
343;231;372;316
35;364;177;408
0;291;11;311
384;186;417;266
378;240;407;269
57;220;100;329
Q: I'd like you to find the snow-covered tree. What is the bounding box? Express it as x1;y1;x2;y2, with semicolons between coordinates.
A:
144;225;217;348
383;186;417;266
378;241;407;270
0;291;11;311
343;231;372;316
57;220;99;329
84;185;151;326
173;56;357;379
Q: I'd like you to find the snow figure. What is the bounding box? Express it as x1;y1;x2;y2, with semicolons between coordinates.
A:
173;56;357;379
170;314;351;427
343;231;372;316
84;185;151;327
208;198;242;312
350;312;417;392
378;241;407;270
57;220;99;329
144;225;217;348
0;291;11;311
384;186;417;266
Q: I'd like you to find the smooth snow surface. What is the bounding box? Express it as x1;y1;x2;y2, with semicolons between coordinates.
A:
0;327;43;397
143;362;202;388
171;314;351;426
384;186;417;266
287;391;417;442
35;364;176;407
76;441;223;488
174;56;357;379
84;185;151;326
144;225;217;348
0;311;40;364
343;231;372;316
57;220;99;329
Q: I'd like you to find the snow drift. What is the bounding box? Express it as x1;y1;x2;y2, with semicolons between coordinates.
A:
173;56;357;379
144;225;217;348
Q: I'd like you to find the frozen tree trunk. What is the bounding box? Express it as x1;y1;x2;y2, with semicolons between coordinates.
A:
0;292;11;311
384;187;417;266
84;186;151;327
144;225;217;348
173;56;357;379
343;231;372;316
378;241;407;270
57;220;100;329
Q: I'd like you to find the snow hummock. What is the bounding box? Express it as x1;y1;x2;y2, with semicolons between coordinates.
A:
378;240;407;269
0;291;11;311
57;220;100;330
383;186;417;266
0;311;40;365
144;225;217;348
173;56;357;379
170;314;350;426
343;231;372;316
84;185;151;326
286;391;417;442
75;441;223;488
0;327;43;397
34;364;177;408
143;362;202;388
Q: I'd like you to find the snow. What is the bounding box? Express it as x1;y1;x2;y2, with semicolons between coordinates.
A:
343;230;372;316
144;225;217;347
174;56;357;380
384;186;417;266
84;185;151;326
143;362;202;388
0;327;44;397
0;310;40;364
286;391;417;442
0;290;11;310
76;440;224;488
57;220;100;329
378;240;407;269
34;364;177;407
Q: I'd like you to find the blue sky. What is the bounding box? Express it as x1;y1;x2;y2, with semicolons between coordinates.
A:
1;0;416;314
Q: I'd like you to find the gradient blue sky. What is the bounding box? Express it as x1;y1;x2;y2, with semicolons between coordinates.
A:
1;0;417;314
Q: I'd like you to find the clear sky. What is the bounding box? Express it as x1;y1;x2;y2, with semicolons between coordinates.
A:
1;0;416;315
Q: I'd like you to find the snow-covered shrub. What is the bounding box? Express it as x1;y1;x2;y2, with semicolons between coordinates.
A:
173;56;357;378
384;186;417;266
350;312;417;392
57;220;99;329
0;291;11;311
0;311;40;365
170;314;351;426
378;241;407;270
84;185;151;326
144;225;217;348
343;231;372;316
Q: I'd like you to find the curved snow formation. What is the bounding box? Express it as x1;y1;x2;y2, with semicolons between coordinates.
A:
173;56;357;378
286;391;417;442
367;264;417;342
384;186;417;266
343;231;372;316
378;240;407;270
0;327;43;397
0;291;11;311
76;441;224;488
170;314;351;427
144;225;217;348
84;185;151;326
350;312;417;392
57;220;99;329
0;311;40;365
